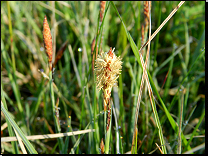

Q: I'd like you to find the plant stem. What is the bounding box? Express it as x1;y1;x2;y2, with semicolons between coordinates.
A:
7;1;16;72
177;88;184;154
104;107;112;154
49;70;63;152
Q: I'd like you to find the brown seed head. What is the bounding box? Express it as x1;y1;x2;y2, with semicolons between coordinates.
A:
144;1;149;19
100;138;105;154
43;15;53;64
100;1;106;22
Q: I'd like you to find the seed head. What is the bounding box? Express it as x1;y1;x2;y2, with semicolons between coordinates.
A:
100;138;105;154
43;15;53;65
100;1;106;23
95;47;122;91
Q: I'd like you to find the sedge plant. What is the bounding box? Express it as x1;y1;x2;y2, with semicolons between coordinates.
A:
95;47;122;153
42;15;64;152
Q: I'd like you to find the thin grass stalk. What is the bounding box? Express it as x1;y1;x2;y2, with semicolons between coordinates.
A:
68;45;81;87
52;1;56;63
7;2;16;72
118;71;126;151
177;87;184;154
144;0;150;142
49;71;63;151
104;99;112;154
183;19;190;111
155;143;163;154
131;1;152;153
131;127;138;154
144;1;151;137
184;15;190;67
112;103;120;154
76;82;86;154
131;72;145;153
13;128;27;154
93;78;100;153
104;107;107;135
104;89;111;154
140;54;167;154
127;59;139;142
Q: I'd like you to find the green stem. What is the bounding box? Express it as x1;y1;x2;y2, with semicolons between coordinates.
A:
49;70;63;152
7;1;16;72
104;110;112;154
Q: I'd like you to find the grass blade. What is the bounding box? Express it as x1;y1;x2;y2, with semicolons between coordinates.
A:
1;102;38;154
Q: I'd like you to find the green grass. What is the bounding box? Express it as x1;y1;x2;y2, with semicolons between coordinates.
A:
1;1;205;154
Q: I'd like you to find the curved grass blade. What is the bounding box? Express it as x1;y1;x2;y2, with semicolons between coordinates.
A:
1;85;19;154
1;102;38;154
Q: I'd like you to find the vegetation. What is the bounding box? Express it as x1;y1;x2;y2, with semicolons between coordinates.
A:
1;1;205;154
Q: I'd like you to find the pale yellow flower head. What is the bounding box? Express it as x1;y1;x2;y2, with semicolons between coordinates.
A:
95;47;122;91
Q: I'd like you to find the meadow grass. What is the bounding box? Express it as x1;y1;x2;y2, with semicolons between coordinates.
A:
1;1;205;154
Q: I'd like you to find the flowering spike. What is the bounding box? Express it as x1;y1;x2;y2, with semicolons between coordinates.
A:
43;15;53;70
95;47;122;131
100;1;106;23
95;47;122;92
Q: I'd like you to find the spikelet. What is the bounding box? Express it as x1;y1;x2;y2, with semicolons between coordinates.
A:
100;138;105;154
144;1;150;20
43;15;53;70
144;1;151;27
100;1;106;23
